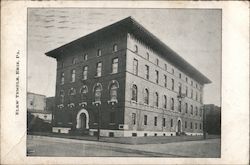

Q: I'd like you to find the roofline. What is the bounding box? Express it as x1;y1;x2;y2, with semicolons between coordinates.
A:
45;16;211;84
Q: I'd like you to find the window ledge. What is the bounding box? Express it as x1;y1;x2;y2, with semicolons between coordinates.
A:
94;76;101;78
57;104;64;108
93;123;98;125
79;102;87;107
131;100;138;104
92;101;101;105
67;103;75;108
110;72;118;75
108;100;118;105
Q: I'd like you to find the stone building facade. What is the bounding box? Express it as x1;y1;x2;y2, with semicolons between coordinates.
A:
46;17;211;137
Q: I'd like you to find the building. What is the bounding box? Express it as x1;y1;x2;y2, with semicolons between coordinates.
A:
27;92;52;123
45;17;211;137
204;104;221;135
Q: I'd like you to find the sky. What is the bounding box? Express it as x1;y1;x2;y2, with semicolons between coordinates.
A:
28;8;221;106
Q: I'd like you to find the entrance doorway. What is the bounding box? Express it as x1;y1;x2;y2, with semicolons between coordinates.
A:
80;113;86;129
76;109;89;129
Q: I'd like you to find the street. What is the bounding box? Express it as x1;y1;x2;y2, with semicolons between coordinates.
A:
27;135;220;157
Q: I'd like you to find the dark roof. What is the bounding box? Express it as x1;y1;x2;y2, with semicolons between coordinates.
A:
46;17;211;84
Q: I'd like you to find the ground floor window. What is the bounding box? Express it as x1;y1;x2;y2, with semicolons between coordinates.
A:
132;113;136;125
144;115;147;125
171;119;173;127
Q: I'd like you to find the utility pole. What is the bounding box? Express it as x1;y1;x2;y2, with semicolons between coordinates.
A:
97;103;100;141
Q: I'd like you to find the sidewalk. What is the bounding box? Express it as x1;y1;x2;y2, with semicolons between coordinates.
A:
28;132;220;145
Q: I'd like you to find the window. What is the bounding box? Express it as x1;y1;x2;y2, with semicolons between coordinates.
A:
163;95;167;109
163;118;166;127
154;116;157;126
83;66;88;80
155;70;159;84
196;83;198;88
178;83;182;94
191;89;193;98
144;88;149;105
133;59;138;75
172;68;174;74
195;123;197;129
134;45;138;53
200;123;202;129
61;61;64;68
146;52;149;60
171;78;174;91
165;64;167;71
199;108;202;117
110;112;115;123
195;106;198;116
164;75;167;87
179;73;181;79
68;88;76;95
132;113;136;125
171;119;173;127
190;122;193;129
154;92;159;107
156;58;159;66
144;115;147;125
190;105;193;115
71;69;76;82
94;83;102;102
96;62;102;77
59;90;64;104
113;44;118;52
72;58;77;64
110;81;119;101
155;70;159;83
191;80;193;86
97;49;102;57
186;86;188;96
80;85;88;101
131;84;138;102
185;121;187;128
200;93;202;103
178;100;182;112
112;58;118;73
83;54;88;61
185;103;188;113
195;92;198;101
186;77;188;82
60;72;64;85
171;98;174;110
144;65;149;79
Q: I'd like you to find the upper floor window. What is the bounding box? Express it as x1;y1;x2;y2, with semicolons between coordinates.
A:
171;78;175;91
59;90;64;104
80;85;88;101
68;87;76;96
185;103;188;113
185;86;188;96
146;52;149;60
83;54;88;61
96;62;102;77
94;83;102;102
195;106;198;116
190;122;193;129
72;58;77;64
154;92;159;107
163;118;166;127
186;77;188;82
131;84;138;102
171;98;174;110
191;80;193;86
178;83;182;94
156;58;159;66
112;58;118;74
134;45;138;53
60;72;64;85
61;61;64;68
171;119;173;127
163;95;167;109
199;107;202;117
154;116;157;126
190;105;193;115
195;91;198;101
109;81;119;101
178;100;182;112
83;66;88;80
191;89;193;98
172;68;174;74
185;121;187;128
200;93;203;103
71;69;76;82
133;58;138;75
113;44;118;52
165;64;167;71
164;75;167;87
195;123;197;129
145;65;149;79
179;73;182;79
132;113;136;125
144;88;149;105
196;83;198;88
144;115;147;125
97;49;102;57
155;70;159;84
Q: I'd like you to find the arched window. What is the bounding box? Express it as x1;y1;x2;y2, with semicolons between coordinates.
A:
80;85;88;101
195;106;198;116
154;92;159;107
171;98;174;110
190;105;193;114
71;69;76;82
131;84;137;102
82;66;88;80
134;45;138;53
113;44;118;52
94;83;102;102
59;90;64;104
109;81;119;101
178;100;182;112
185;103;188;113
144;88;149;104
72;57;77;64
163;95;167;109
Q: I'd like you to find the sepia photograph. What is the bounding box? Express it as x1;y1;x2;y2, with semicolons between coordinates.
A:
26;8;222;157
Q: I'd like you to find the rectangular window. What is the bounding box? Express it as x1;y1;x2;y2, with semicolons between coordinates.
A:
83;54;88;60
163;95;167;109
185;121;187;128
155;70;159;83
96;62;102;77
179;73;181;79
133;59;138;75
164;75;167;87
145;65;149;79
178;83;182;94
146;52;149;60
110;112;115;123
71;69;76;82
144;115;147;125
83;66;88;80
195;92;198;101
156;58;159;66
132;113;136;125
171;78;174;91
154;116;157;126
190;122;193;129
178;101;182;112
60;72;64;85
163;118;166;127
186;86;188;96
97;49;102;57
195;123;197;129
165;64;167;71
171;119;173;127
200;123;202;129
112;58;118;74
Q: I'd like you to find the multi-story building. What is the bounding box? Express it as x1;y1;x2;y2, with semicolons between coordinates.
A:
45;17;211;137
204;104;221;135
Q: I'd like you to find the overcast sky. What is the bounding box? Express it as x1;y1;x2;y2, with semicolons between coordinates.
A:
28;8;221;106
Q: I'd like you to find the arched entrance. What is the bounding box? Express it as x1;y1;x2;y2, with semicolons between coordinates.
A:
76;109;89;129
178;120;182;132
